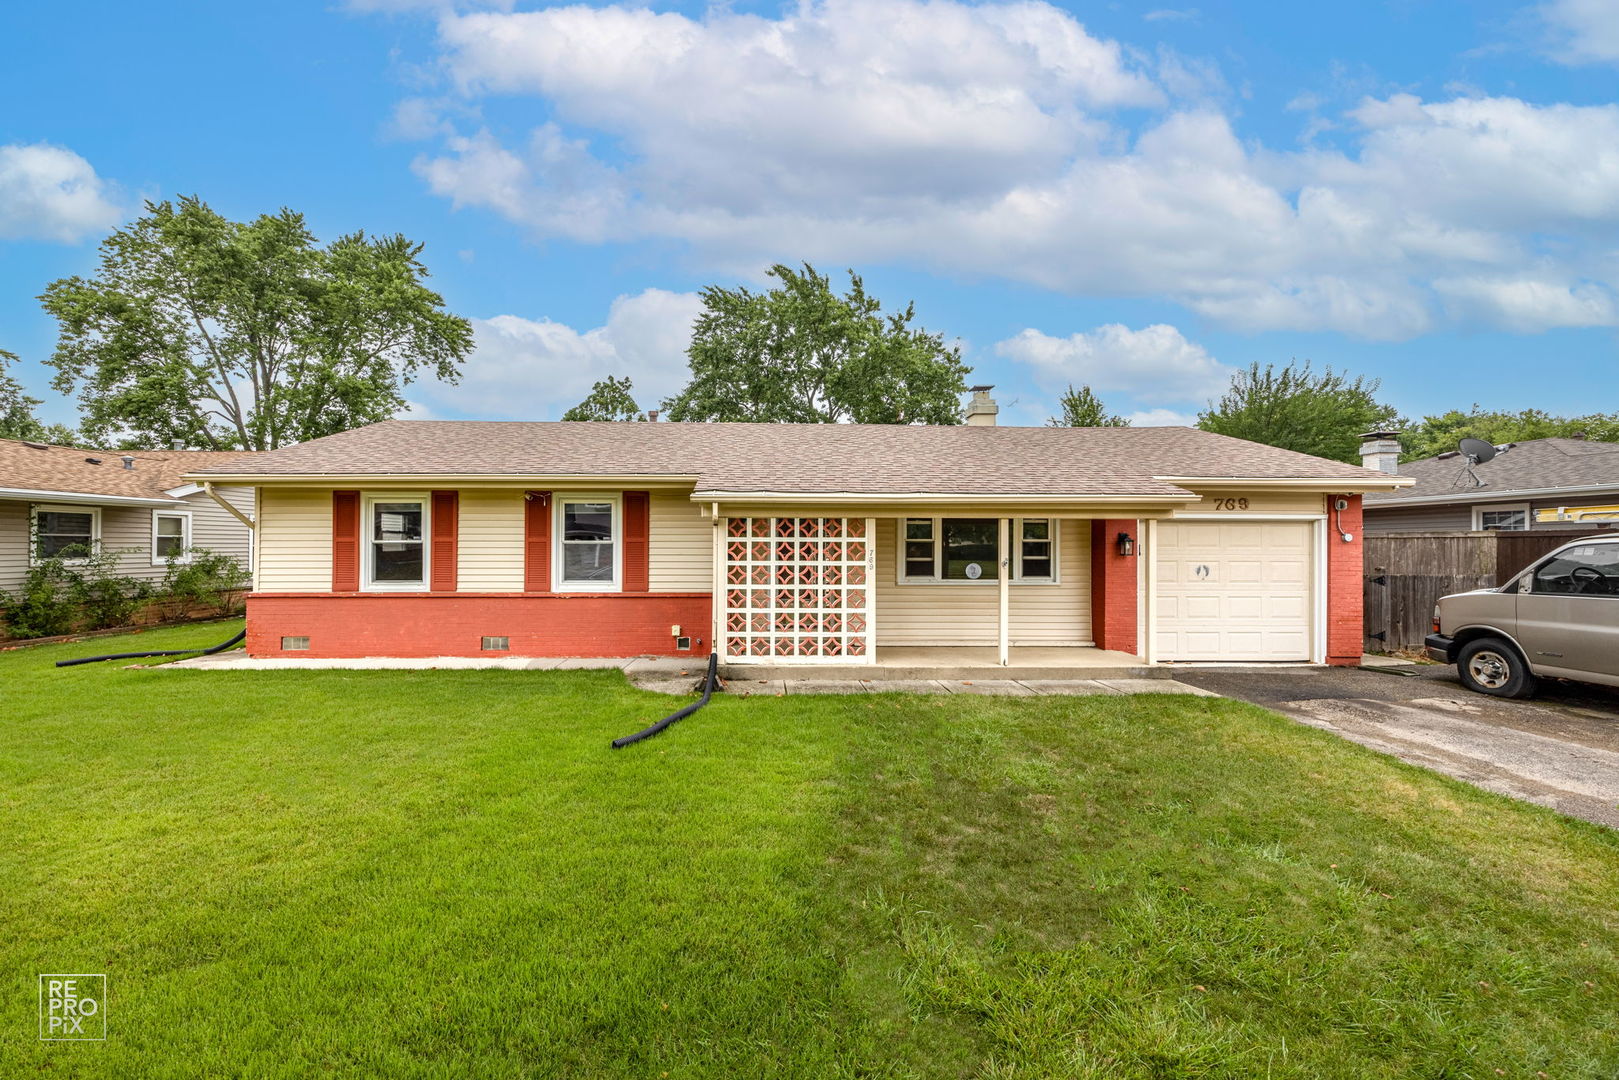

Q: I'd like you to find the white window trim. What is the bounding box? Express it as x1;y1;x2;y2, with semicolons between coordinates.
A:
361;492;431;592
151;509;193;566
30;503;101;565
895;516;1060;585
1472;502;1531;532
553;493;623;593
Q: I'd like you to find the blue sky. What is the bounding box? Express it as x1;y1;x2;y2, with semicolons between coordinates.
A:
3;0;1618;432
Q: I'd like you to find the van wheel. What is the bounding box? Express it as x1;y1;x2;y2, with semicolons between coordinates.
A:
1457;638;1537;699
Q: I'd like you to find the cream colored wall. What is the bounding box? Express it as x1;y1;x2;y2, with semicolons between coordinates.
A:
873;517;1093;646
255;487;334;591
0;500;28;592
254;486;713;594
649;491;712;592
1174;490;1325;515
457;489;525;591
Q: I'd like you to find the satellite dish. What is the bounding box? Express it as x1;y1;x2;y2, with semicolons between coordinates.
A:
1459;438;1497;465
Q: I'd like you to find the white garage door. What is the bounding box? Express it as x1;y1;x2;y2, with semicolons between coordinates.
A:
1156;520;1314;661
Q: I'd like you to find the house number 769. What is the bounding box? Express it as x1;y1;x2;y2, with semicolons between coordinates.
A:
1212;498;1250;510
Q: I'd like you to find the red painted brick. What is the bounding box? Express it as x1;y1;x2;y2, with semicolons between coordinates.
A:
1090;519;1140;655
1325;494;1363;666
247;592;713;658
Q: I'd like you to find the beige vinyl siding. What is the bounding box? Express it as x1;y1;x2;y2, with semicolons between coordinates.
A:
0;499;28;592
873;517;1092;646
458;489;525;591
0;488;254;592
256;487;334;591
650;492;711;592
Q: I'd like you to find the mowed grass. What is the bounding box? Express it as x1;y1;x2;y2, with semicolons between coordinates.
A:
1;622;1617;1078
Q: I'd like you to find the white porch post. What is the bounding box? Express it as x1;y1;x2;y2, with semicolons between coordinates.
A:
1143;517;1159;664
710;503;724;659
998;516;1010;666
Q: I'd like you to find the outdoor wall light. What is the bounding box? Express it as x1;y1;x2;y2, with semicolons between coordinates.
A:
1116;532;1136;557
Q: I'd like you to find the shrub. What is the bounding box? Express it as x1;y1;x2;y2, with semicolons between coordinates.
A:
0;547;149;637
161;548;250;616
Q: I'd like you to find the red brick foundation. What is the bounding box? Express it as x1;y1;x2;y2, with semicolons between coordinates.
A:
1090;519;1140;655
246;592;713;658
1325;494;1364;666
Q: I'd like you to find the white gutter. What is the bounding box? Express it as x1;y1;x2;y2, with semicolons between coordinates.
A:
1367;481;1619;508
1155;475;1414;491
0;486;178;508
690;491;1197;505
181;472;704;486
203;482;255;530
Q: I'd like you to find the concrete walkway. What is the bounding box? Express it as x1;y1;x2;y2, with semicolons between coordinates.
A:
166;650;1214;697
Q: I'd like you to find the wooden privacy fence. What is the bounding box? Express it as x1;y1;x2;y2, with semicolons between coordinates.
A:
1363;531;1604;652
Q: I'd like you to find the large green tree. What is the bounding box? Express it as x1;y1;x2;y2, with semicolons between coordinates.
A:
41;196;473;450
663;263;970;424
0;349;78;445
1197;361;1394;464
1400;407;1619;461
1047;384;1129;427
562;375;644;422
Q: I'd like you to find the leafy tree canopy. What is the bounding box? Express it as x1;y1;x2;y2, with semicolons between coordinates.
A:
663;263;970;424
41;196;473;450
562;375;644;422
1197;361;1395;464
1399;406;1619;461
1047;384;1129;427
0;348;80;445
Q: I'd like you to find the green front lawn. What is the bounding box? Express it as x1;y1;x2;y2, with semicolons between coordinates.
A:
3;621;1617;1078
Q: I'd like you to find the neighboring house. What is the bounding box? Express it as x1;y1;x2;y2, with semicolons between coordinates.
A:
1361;433;1619;535
0;438;256;594
188;413;1408;666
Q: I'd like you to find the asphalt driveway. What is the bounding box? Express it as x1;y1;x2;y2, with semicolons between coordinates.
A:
1173;662;1619;829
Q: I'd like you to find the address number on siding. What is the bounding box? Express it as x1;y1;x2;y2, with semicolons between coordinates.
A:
1211;497;1251;511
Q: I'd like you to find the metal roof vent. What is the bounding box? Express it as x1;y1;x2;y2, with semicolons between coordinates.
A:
121;455;136;470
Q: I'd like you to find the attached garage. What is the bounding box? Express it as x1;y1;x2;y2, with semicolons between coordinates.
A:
1154;519;1319;662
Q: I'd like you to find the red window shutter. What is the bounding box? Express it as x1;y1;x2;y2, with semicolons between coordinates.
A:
623;491;650;593
332;490;361;592
430;490;459;592
524;491;551;592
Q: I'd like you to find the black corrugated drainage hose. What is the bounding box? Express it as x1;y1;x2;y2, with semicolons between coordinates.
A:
611;652;718;749
55;629;247;668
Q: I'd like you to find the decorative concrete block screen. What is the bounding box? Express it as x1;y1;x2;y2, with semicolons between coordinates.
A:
723;517;873;663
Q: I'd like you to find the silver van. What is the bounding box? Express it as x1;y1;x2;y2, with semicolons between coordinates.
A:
1426;535;1619;698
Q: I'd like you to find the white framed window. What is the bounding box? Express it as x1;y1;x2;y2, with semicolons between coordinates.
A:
1473;503;1530;532
31;504;100;564
897;517;1059;584
151;510;193;565
362;493;430;591
554;495;621;592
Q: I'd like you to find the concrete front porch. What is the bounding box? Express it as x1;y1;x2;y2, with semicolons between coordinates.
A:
718;644;1163;682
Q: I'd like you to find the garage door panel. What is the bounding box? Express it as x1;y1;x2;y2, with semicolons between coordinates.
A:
1156;520;1314;661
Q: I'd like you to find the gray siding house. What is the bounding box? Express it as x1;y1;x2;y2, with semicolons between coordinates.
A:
1360;433;1619;535
0;438;255;593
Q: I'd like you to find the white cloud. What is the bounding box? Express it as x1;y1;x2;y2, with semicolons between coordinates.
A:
0;143;122;244
398;1;1619;338
995;323;1232;405
1540;0;1619;64
1125;407;1199;426
1144;9;1199;22
424;289;702;419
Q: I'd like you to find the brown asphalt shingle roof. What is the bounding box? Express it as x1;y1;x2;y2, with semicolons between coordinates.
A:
0;438;254;501
1366;438;1619;504
186;420;1388;497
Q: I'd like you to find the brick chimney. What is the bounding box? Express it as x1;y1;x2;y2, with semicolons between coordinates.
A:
1359;429;1402;474
964;385;998;427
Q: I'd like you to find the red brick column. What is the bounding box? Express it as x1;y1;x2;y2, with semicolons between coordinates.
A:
1326;494;1364;666
1090;519;1140;655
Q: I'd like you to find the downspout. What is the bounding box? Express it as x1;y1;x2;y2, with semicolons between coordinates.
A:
203;482;255;531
